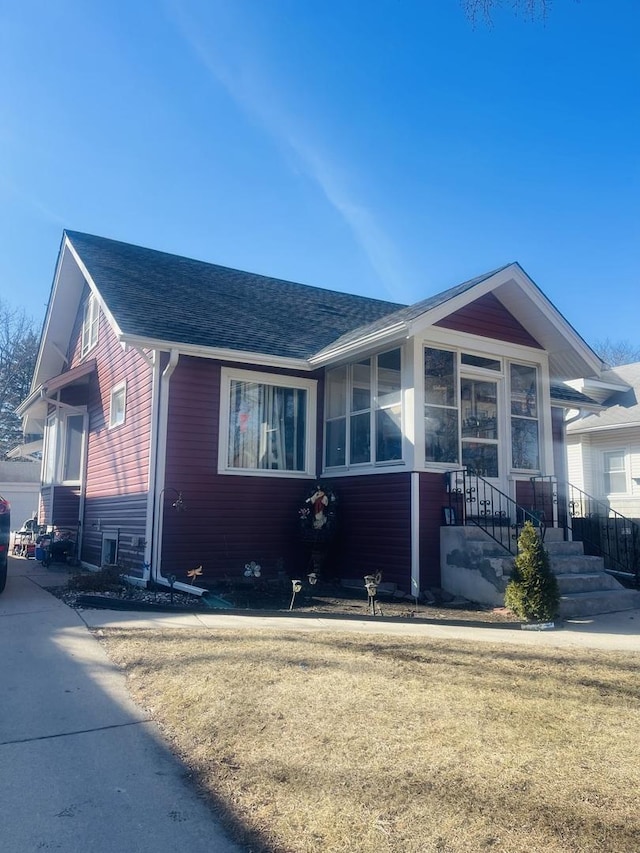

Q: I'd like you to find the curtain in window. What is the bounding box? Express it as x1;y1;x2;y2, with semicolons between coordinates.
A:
229;381;306;471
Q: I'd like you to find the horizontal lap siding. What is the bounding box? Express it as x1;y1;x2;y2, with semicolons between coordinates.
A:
82;493;148;573
80;318;152;498
435;293;543;348
331;473;412;589
419;472;448;588
66;295;153;561
161;358;320;583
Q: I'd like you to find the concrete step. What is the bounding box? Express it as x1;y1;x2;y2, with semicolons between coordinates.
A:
545;540;586;556
555;572;622;595
549;554;605;574
559;588;640;619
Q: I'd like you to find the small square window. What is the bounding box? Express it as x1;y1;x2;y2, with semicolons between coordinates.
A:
110;384;126;428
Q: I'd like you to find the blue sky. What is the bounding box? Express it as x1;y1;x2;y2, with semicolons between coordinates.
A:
1;0;638;351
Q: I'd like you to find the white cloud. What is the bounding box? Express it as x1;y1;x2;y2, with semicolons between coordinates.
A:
166;1;413;303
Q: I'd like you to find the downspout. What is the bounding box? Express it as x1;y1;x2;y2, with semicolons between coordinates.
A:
149;349;179;586
411;472;421;599
143;350;161;583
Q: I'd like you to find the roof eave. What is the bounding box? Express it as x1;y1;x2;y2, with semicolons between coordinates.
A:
120;334;312;371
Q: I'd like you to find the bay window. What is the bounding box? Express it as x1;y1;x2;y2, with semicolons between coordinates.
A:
425;348;458;464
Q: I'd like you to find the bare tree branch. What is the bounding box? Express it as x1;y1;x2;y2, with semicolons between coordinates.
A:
0;300;40;459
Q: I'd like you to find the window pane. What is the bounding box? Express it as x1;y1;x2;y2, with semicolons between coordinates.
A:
425;348;456;406
511;418;539;470
350;412;371;464
326;418;346;467
425;406;459;463
604;452;626;493
326;367;347;419
377;349;401;408
461;379;497;440
228;381;307;471
462;442;498;478
110;387;125;427
352;360;371;412
376;406;402;461
461;353;501;371
511;364;537;418
64;415;84;481
43;416;58;484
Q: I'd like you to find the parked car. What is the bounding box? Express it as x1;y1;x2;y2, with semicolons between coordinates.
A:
0;495;10;593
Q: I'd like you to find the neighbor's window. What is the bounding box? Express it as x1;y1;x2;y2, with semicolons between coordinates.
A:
81;293;99;357
510;364;539;470
222;369;315;475
425;347;459;464
603;450;627;494
324;348;402;468
109;383;126;428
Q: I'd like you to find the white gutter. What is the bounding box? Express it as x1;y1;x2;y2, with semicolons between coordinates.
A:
308;322;407;366
119;334;311;372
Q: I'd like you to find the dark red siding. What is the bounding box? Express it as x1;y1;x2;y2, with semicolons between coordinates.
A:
161;357;323;583
64;292;154;562
436;293;543;349
419;472;449;588
38;485;80;529
330;473;412;589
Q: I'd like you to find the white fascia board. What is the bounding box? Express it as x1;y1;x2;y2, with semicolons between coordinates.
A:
498;267;604;376
307;322;408;366
64;237;123;339
568;420;640;435
120;334;311;372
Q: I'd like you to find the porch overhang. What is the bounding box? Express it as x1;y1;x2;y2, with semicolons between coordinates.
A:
17;359;97;434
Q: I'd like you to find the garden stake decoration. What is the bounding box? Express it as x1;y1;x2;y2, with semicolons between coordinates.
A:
244;561;262;578
289;579;303;610
168;573;177;605
187;565;203;584
364;572;383;616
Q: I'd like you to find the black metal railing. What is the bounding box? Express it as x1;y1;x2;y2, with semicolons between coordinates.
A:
446;470;545;557
531;476;640;585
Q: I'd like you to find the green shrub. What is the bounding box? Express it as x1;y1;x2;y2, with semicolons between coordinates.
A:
504;522;559;622
67;564;124;592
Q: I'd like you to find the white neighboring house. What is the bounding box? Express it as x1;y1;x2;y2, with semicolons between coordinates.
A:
0;460;41;531
566;362;640;519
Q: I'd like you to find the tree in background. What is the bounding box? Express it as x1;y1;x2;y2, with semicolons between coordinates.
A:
592;339;640;369
0;300;40;459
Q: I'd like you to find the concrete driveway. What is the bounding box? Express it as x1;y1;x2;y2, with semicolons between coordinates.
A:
0;556;243;852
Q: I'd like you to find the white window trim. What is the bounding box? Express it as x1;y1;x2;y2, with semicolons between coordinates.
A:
218;367;317;478
42;408;87;485
323;347;406;473
101;530;119;566
109;381;127;429
81;293;99;358
419;335;550;479
603;448;630;496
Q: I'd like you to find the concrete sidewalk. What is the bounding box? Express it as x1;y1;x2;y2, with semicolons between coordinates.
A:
0;558;243;852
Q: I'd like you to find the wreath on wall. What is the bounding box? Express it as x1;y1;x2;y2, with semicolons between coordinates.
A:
298;483;338;544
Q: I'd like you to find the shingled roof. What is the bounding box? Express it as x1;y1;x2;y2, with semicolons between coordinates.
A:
65;231;405;360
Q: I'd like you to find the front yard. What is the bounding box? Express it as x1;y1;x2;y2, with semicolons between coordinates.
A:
96;626;640;853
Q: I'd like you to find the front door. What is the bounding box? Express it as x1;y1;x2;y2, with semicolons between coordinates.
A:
460;375;507;495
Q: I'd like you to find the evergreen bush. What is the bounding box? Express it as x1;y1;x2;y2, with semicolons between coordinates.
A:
504;521;560;621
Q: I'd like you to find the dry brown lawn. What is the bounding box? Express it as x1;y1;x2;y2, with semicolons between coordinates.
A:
96;627;640;853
